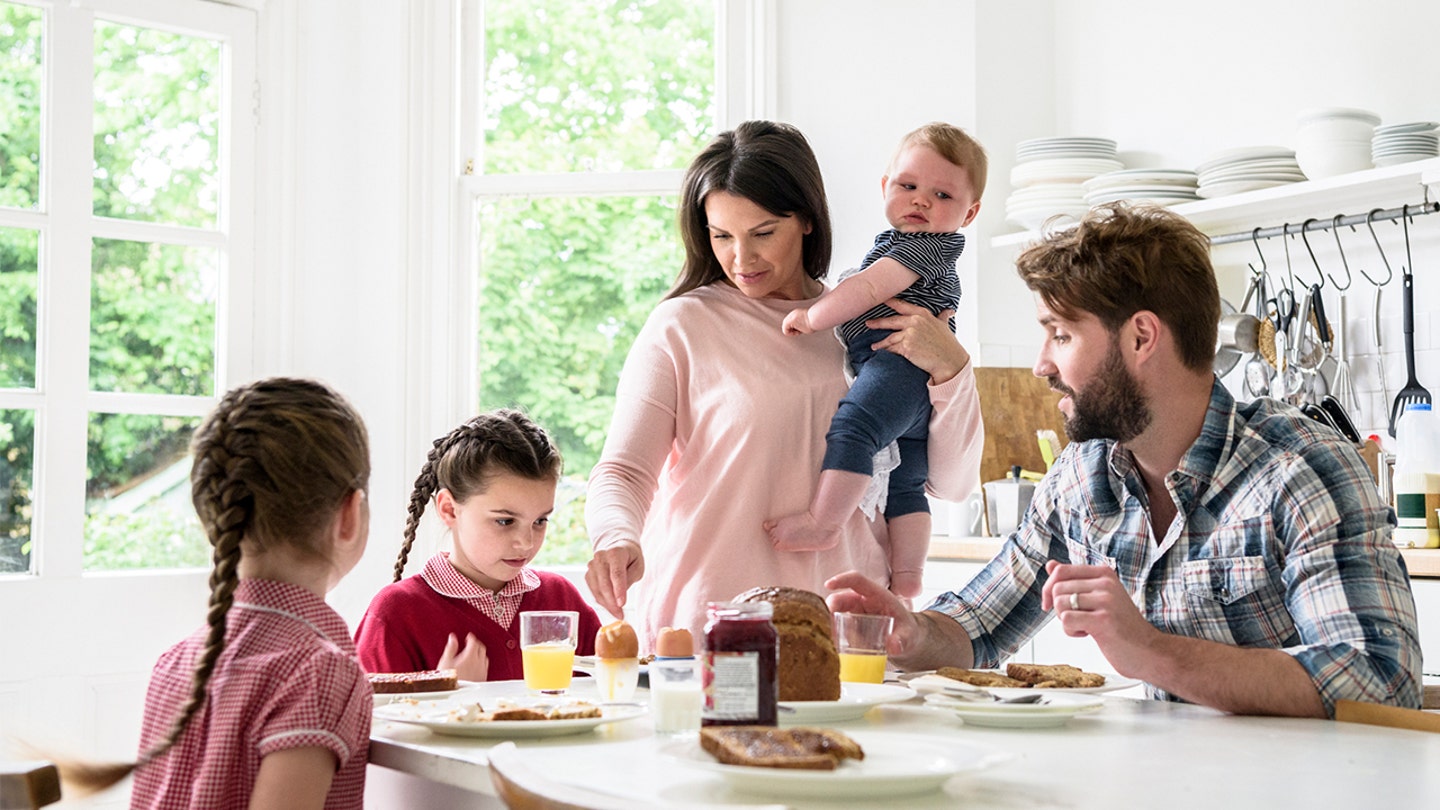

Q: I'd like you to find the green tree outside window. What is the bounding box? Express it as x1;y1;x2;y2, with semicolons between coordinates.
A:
476;1;714;565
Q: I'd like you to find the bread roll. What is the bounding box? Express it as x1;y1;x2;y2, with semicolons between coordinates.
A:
733;586;841;701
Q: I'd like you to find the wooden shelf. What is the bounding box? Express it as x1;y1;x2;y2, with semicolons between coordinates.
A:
992;156;1440;250
931;536;1440;579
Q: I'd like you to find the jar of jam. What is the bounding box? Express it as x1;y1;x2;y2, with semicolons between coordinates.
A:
701;601;778;727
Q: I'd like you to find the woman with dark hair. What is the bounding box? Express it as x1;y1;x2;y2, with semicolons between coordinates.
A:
584;120;985;650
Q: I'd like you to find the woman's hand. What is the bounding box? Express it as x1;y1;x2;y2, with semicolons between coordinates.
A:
585;540;645;619
437;632;489;682
865;298;970;384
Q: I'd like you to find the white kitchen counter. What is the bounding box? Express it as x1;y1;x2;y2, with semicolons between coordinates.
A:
366;679;1436;808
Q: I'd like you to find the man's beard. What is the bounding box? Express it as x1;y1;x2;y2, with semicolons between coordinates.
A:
1049;340;1151;443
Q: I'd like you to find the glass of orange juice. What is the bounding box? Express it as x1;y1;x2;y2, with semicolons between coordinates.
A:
520;610;579;694
833;612;893;684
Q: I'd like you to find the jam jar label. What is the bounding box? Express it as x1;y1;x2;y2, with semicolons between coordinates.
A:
703;650;761;721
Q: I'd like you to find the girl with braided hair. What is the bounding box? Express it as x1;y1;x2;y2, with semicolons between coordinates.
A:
354;409;600;682
60;378;373;808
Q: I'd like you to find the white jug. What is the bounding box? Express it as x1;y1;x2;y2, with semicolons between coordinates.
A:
983;476;1035;537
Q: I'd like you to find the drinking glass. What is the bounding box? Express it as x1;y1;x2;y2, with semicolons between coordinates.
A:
833;612;893;684
520;610;579;694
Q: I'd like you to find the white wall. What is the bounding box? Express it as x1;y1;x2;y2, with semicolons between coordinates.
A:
980;0;1440;442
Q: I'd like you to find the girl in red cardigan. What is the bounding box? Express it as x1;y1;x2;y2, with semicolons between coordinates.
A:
355;410;600;681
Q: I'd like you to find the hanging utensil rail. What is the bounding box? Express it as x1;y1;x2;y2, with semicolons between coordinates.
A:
1209;201;1440;247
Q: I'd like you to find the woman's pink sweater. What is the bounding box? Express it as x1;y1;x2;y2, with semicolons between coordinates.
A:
585;283;984;651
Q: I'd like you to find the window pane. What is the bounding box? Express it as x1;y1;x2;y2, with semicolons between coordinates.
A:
0;408;34;573
90;238;217;395
84;412;205;571
0;2;42;212
93;19;220;227
477;195;677;564
0;226;37;388
483;0;714;174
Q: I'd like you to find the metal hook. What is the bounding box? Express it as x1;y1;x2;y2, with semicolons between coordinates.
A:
1281;222;1295;292
1327;214;1353;290
1297;218;1326;289
1247;227;1267;277
1401;203;1413;279
1360;208;1393;287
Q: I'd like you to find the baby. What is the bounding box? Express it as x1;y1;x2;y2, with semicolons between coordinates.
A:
766;122;986;599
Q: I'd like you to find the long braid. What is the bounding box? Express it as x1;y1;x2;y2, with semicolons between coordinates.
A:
394;430;468;582
141;389;259;769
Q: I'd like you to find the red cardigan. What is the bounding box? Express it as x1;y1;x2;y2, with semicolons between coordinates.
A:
354;569;601;681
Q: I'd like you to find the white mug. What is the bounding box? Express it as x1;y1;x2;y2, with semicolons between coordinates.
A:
949;493;985;537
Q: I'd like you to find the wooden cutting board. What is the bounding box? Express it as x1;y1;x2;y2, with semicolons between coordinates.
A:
974;366;1069;485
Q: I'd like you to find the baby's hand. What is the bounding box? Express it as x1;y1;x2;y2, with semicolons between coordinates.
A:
438;632;489;682
782;308;813;336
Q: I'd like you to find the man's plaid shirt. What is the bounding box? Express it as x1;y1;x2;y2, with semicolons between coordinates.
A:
929;381;1421;715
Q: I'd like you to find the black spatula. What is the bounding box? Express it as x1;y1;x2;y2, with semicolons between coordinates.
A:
1389;272;1432;436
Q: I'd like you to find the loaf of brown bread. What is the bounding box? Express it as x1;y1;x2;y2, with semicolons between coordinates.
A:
699;726;864;770
734;586;841;701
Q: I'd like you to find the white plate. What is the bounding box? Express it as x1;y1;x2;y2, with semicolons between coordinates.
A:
662;731;996;799
373;699;646;738
1194;146;1295;174
903;670;1140;697
1375;121;1439;136
923;692;1104;728
572;656;650;676
778;682;916;724
1374;154;1436;167
1196;179;1300;198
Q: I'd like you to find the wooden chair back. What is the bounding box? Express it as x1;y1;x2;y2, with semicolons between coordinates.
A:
0;761;61;809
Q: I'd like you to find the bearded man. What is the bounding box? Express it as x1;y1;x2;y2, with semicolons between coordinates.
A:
827;203;1420;718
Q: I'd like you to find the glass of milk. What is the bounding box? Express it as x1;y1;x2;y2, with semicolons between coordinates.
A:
650;656;703;734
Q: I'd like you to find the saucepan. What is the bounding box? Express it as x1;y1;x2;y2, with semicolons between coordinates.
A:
1214;298;1261;375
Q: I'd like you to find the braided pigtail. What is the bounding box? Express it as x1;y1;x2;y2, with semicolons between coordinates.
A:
142;387;259;772
395;429;467;582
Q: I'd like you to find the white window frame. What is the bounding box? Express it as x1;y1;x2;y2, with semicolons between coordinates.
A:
0;0;256;581
444;0;773;404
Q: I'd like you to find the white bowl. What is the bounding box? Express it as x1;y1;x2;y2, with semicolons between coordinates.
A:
1297;106;1380;125
1295;145;1373;179
1297;118;1377;143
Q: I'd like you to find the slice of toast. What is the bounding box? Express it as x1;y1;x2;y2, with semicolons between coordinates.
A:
698;726;865;770
547;702;602;720
490;707;550;721
935;667;1028;688
1005;663;1106;688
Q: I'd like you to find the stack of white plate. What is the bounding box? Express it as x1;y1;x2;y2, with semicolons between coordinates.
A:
1006;137;1122;230
1294;107;1378;179
1372;122;1439;167
1194;146;1305;199
1081;168;1200;207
